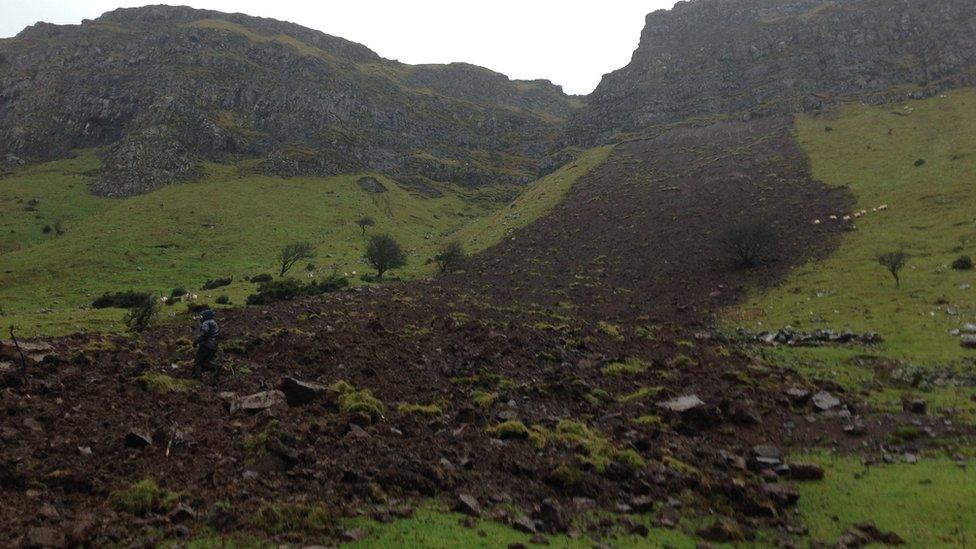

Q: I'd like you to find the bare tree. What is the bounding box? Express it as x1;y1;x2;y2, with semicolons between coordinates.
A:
877;251;907;287
356;216;376;235
277;242;315;277
433;241;466;273
717;221;778;268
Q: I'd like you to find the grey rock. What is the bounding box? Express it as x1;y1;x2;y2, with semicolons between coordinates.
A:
811;391;841;411
656;395;706;413
455;493;481;517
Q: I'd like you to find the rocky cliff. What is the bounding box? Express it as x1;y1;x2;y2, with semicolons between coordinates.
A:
567;0;976;144
0;6;577;196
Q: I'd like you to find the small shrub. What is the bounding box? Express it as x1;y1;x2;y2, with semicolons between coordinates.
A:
473;390;498;409
914;158;926;167
718;221;778;268
138;372;196;393
92;291;151;309
951;255;973;271
547;463;584;489
215;295;230;305
250;273;273;284
246;276;348;305
170;287;187;299
54;219;66;236
202;277;232;290
124;294;160;333
304;263;316;272
356;216;376;235
41;225;52;234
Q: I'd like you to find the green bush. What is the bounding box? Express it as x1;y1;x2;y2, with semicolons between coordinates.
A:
91;291;151;309
215;295;230;305
202;277;233;290
245;276;348;306
250;273;273;284
124;294;160;333
170;287;187;299
951;255;973;270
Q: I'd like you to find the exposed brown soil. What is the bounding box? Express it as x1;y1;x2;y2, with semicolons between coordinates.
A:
1;119;963;547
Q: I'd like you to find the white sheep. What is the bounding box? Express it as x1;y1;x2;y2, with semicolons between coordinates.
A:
878;204;888;211
813;219;821;225
829;215;838;220
843;215;851;221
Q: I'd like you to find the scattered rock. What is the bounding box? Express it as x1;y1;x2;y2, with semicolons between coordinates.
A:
455;493;481;517
279;377;332;407
534;498;569;533
762;483;800;507
697;518;744;542
785;387;811;404
230;390;285;413
901;396;927;415
656;506;681;528
168;504;196;523
340;528;369;542
656;395;705;413
788;462;824;481
961;335;976;349
512;515;536;534
811;391;841;411
836;521;904;547
124;428;153;448
529;533;550;545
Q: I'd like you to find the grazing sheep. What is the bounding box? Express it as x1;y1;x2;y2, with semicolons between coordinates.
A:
829;215;838;220
813;219;821;225
843;215;852;221
878;204;888;211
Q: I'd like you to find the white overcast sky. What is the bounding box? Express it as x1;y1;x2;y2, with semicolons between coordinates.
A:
0;1;676;95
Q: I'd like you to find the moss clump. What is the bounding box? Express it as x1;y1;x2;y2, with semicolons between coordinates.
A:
597;321;624;340
329;379;356;394
472;390;499;409
554;420;617;472
397;402;443;415
253;502;333;535
338;389;385;423
109;479;182;516
547;463;584;489
584;388;612;405
633;414;663;426
671;354;698;368
488;420;530;440
617;386;664;404
601;357;649;376
138;372;196;393
617;448;647;468
83;339;118;353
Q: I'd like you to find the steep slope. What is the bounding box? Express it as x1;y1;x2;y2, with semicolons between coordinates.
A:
0;6;576;196
567;0;976;143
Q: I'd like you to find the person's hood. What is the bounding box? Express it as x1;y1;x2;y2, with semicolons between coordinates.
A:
201;309;215;321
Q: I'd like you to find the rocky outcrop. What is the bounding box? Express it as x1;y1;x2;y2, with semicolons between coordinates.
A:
567;0;976;144
0;6;577;196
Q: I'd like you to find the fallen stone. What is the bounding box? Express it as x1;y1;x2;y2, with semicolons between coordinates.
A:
837;521;905;547
535;498;569;533
788;462;825;481
340;528;369;542
124;428;153;448
231;390;285;413
656;506;681;528
455;493;481;517
901;397;927;415
785;387;811;404
697;518;744;542
629;495;655;513
961;335;976;349
279;377;333;407
811;391;841;411
656;395;705;413
512;515;536;534
168;504;196;523
762;483;800;507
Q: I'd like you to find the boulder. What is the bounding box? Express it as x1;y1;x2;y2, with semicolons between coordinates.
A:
762;483;800;507
124;428;152;448
811;391;841;411
279;377;332;407
961;335;976;349
230;390;285;413
788;462;825;481
901;396;927;415
455;493;481;517
656;395;705;413
534;498;569;533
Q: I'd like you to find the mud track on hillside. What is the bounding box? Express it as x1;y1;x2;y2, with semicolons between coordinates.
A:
5;119;957;547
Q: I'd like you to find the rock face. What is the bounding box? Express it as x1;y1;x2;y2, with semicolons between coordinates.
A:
567;0;976;144
0;6;576;196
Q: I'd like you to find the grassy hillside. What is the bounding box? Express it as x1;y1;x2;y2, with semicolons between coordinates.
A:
732;89;976;363
0;149;609;337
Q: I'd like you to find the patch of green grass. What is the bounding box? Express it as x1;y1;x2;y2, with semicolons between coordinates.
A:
472;390;499;409
732;88;976;364
455;146;612;253
137;372;197;393
617;386;665;404
601;357;649;376
397;402;443;416
487;420;530;440
795;453;976;547
338;389;385;422
342;504;698;548
252;502;334;535
108;478;183;516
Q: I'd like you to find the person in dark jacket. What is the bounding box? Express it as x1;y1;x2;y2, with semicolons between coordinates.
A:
192;309;220;383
